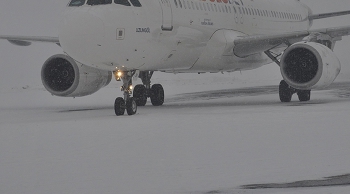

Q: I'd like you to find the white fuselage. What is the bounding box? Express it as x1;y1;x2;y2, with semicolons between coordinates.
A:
59;0;311;73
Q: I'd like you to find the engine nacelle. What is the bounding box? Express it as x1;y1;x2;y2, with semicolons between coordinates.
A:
41;54;112;97
280;42;341;90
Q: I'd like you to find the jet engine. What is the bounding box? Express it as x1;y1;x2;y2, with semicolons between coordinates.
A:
41;54;112;97
280;42;341;90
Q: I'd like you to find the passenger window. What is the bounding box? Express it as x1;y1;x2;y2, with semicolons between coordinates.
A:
87;0;112;5
130;0;142;7
114;0;131;6
191;1;195;10
195;2;199;10
69;0;86;6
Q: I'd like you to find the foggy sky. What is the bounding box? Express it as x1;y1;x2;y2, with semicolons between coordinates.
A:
1;0;350;90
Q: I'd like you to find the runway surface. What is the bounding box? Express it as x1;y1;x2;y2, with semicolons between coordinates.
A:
1;82;350;194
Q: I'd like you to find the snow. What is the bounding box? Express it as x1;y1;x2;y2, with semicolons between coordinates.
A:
1;72;350;193
2;1;350;193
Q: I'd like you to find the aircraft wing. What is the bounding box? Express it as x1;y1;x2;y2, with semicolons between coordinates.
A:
0;35;60;46
309;10;350;20
233;25;350;58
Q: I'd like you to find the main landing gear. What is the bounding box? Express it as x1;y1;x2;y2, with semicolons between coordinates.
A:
133;71;164;107
279;80;311;102
113;71;164;116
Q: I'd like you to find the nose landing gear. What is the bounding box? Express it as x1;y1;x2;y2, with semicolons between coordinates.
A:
113;71;137;116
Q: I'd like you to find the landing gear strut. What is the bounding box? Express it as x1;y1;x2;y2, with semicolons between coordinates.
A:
133;71;164;107
279;80;311;102
113;71;137;116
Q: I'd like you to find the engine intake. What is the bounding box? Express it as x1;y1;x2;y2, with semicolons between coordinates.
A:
41;54;112;97
280;42;341;90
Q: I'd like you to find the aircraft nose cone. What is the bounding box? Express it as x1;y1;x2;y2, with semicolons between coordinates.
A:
59;9;105;65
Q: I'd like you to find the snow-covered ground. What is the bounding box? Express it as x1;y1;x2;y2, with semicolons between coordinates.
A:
1;1;350;193
1;69;350;194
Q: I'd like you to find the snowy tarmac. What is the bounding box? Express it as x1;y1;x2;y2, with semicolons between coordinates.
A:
1;79;350;194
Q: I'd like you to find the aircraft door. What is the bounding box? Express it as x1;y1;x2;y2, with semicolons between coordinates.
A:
159;0;173;31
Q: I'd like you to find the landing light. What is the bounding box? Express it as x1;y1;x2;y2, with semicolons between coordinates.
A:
117;71;123;77
114;71;123;81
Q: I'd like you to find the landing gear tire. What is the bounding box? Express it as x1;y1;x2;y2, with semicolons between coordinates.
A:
279;80;293;102
126;97;137;115
114;97;125;116
297;90;311;102
133;84;147;106
150;84;164;106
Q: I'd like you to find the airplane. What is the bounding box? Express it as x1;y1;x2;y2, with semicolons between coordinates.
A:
1;0;350;116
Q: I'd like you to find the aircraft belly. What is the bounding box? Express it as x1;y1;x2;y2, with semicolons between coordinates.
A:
189;53;271;73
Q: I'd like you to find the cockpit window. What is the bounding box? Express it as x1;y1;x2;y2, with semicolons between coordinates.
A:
87;0;112;6
130;0;142;7
69;0;86;6
115;0;131;6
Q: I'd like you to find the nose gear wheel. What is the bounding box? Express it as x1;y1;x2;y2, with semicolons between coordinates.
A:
113;71;137;116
